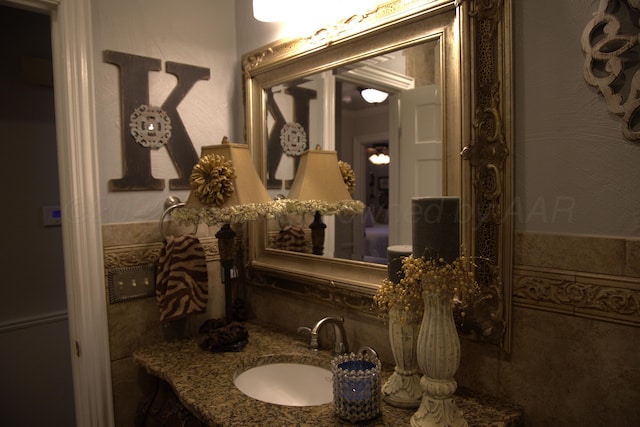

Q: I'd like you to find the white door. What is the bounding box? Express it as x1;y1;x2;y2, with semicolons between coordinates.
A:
389;85;442;246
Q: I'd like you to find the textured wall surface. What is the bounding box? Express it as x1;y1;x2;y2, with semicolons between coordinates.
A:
94;0;237;224
514;0;640;237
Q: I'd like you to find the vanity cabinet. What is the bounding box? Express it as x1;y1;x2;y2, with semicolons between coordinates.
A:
136;378;206;427
133;322;522;426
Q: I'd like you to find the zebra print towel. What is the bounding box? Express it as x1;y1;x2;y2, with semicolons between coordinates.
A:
156;234;208;322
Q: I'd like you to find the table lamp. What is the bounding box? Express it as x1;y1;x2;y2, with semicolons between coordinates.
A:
288;145;354;255
185;137;271;322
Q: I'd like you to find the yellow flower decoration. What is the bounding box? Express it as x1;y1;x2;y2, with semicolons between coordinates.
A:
190;154;236;206
338;160;356;196
373;251;480;324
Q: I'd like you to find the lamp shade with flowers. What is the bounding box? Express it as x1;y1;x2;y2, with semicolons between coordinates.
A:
184;137;272;215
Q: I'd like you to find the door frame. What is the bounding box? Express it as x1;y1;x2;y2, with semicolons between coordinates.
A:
3;0;114;425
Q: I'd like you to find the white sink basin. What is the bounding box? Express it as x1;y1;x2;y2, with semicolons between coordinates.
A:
234;362;333;406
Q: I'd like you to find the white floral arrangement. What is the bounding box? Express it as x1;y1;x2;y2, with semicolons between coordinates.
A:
170;198;365;226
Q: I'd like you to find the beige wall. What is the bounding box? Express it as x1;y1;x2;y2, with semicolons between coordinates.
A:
93;0;238;225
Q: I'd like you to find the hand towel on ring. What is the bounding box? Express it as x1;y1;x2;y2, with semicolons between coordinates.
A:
155;234;208;322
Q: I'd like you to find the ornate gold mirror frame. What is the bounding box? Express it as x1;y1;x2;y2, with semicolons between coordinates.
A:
243;0;513;351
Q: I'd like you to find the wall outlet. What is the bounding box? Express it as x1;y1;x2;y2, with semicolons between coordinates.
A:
108;264;156;303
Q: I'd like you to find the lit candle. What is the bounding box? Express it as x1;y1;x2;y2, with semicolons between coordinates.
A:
333;355;381;422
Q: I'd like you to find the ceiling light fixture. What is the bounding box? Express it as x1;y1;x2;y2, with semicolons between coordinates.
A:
253;0;298;22
253;0;383;24
360;88;389;104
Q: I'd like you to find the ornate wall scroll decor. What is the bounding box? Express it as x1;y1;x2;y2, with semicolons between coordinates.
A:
104;50;210;191
582;0;640;141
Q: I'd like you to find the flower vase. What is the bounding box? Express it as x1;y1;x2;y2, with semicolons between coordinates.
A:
411;292;467;427
381;305;423;408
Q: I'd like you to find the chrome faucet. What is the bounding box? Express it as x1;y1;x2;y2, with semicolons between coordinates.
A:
297;316;348;355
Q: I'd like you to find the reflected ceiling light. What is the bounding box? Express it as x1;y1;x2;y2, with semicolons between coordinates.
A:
368;146;390;165
369;152;390;165
360;88;389;104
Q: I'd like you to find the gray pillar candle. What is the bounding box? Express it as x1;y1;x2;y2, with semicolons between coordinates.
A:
387;245;412;284
411;197;460;263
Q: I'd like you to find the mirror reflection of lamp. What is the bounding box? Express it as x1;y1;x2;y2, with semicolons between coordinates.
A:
185;137;272;323
288;145;354;256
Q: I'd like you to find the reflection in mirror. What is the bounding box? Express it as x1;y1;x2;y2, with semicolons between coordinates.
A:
264;39;442;264
245;0;513;351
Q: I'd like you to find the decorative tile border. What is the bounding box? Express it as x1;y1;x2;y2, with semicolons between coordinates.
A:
514;266;640;326
511;232;640;326
103;236;219;269
103;243;163;269
102;222;221;269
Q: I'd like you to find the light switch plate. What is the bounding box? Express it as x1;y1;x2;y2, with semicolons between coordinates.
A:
108;264;156;303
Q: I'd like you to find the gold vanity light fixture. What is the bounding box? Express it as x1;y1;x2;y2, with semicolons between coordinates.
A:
185;137;272;323
288;145;354;255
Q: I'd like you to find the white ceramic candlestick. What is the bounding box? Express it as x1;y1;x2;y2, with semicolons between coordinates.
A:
410;197;466;426
382;245;422;408
411;293;466;427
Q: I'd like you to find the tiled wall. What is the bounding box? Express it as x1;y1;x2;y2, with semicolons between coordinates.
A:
105;227;640;426
245;231;640;426
103;222;222;426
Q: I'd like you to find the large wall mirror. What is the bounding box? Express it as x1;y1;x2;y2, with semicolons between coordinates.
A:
244;0;513;351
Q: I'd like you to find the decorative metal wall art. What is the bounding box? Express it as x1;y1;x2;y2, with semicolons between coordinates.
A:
129;104;172;149
582;0;640;141
280;122;308;156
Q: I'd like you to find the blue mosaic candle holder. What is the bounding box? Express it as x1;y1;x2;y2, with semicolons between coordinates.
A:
332;352;381;422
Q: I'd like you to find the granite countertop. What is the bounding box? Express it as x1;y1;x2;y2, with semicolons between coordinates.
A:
133;322;522;426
